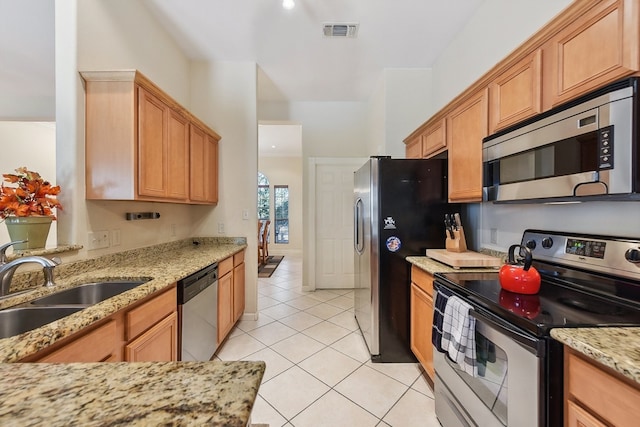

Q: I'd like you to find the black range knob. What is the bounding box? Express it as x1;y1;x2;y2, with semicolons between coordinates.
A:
525;239;537;250
625;248;640;264
541;237;554;249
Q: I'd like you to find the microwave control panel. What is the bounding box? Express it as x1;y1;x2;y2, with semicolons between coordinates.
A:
598;125;614;170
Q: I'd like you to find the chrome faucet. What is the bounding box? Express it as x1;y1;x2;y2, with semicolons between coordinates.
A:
0;241;61;296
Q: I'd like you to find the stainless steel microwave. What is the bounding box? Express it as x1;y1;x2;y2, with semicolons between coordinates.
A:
483;78;640;203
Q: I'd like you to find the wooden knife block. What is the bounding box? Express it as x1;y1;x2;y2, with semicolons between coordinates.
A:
446;226;468;253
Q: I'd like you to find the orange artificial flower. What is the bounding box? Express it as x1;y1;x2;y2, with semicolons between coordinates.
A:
0;167;63;220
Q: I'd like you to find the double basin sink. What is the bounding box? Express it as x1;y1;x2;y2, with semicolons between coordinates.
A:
0;280;149;339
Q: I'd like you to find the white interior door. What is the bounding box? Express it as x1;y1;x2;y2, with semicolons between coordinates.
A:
314;161;362;289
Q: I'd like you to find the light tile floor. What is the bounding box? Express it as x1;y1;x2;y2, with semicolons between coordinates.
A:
214;254;441;427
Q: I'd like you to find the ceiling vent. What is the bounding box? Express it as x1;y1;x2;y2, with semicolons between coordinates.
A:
323;23;359;38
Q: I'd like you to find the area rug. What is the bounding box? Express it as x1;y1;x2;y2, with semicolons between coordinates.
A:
258;255;284;278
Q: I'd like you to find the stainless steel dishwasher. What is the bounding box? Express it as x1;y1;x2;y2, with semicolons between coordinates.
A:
177;262;218;361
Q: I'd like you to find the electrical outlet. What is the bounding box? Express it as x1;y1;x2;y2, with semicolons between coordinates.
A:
88;230;110;250
170;223;177;237
111;229;121;246
242;209;249;220
490;228;498;245
218;222;225;234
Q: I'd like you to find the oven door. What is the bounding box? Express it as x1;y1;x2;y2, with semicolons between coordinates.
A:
434;301;545;427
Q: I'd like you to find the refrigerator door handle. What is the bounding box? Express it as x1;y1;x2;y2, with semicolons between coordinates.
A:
354;198;364;254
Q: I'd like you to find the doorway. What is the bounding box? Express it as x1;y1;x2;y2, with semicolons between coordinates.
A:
307;157;368;291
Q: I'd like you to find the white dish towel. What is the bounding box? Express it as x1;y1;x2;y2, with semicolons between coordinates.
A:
441;295;477;377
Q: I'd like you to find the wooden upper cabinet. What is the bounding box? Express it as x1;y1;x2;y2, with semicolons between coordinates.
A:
405;135;422;158
82;70;220;204
421;119;447;158
446;89;488;202
166;110;190;200
190;125;220;203
489;49;542;134
545;0;640;108
137;87;189;201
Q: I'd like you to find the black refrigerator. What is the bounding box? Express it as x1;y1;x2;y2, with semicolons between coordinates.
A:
353;156;456;363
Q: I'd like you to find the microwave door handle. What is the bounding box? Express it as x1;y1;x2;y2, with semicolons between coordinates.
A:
469;309;544;356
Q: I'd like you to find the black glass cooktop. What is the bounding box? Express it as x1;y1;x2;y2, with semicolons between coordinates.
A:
434;269;640;337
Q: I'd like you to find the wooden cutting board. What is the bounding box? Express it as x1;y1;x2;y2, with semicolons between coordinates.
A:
425;249;502;269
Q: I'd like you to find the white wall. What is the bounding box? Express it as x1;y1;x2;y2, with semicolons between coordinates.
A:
55;0;197;261
0;122;57;247
382;68;433;157
431;0;572;113
367;74;386;156
428;0;640;249
189;61;259;318
258;157;303;255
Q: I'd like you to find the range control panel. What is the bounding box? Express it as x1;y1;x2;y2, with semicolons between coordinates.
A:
521;230;640;280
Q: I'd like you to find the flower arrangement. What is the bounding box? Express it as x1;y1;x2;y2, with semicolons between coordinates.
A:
0;167;62;220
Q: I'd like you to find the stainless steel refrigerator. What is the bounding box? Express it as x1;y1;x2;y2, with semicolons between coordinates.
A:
354;156;455;363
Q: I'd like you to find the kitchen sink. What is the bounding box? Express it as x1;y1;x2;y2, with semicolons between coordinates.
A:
29;280;149;306
0;306;85;339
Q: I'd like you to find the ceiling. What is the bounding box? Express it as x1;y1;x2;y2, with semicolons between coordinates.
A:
142;0;483;102
1;0;484;156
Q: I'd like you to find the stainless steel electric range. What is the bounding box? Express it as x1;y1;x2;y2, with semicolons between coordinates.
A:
433;229;640;427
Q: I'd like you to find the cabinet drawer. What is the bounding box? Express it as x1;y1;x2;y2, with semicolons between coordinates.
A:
38;320;118;363
219;256;233;277
567;351;640;426
411;265;434;297
233;250;245;266
125;312;178;362
126;286;176;341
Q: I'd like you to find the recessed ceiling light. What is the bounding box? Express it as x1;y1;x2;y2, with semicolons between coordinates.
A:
272;145;277;149
282;0;295;10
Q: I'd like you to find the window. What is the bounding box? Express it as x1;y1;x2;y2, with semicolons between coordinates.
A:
274;185;289;244
257;172;269;220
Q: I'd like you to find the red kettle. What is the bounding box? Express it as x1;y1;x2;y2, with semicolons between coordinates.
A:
499;244;541;294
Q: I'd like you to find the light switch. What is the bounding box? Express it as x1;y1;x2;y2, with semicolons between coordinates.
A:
242;209;249;220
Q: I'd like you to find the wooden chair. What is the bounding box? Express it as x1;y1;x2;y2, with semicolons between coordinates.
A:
258;220;271;265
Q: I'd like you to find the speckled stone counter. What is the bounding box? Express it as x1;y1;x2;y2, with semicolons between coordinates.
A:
0;360;265;426
551;327;640;385
0;237;247;362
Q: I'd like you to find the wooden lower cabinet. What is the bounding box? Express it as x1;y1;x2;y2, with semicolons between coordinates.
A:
218;250;246;345
233;251;246;322
565;348;640;427
126;312;178;362
410;265;435;381
37;320;119;363
24;284;178;363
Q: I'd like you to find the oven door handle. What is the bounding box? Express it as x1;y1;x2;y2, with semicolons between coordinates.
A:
470;309;545;356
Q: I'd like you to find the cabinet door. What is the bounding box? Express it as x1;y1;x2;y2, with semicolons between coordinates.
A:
489;49;542;134
422;119;447;158
126;312;178;362
411;283;434;381
166;109;190;200
446;89;488;202
405;136;422;158
546;0;639;107
204;134;219;203
567;401;607;427
189;123;207;202
37;320;119;363
125;285;177;341
138;87;168;198
233;261;245;322
218;271;234;344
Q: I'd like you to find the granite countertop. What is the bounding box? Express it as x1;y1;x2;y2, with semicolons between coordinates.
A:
551;327;640;385
0;360;265;426
0;237;247;362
